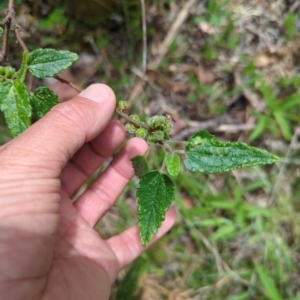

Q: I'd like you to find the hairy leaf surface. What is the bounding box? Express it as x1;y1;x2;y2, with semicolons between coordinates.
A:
30;86;59;118
184;130;279;173
166;153;181;177
131;155;149;179
28;48;78;78
0;80;31;137
137;170;174;245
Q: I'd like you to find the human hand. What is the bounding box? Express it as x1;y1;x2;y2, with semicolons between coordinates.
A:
0;84;176;300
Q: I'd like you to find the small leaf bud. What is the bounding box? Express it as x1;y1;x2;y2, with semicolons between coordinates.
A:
4;67;15;79
163;121;173;134
135;128;148;138
125;123;137;134
153;130;164;141
130;114;140;122
149;115;168;129
147;134;155;144
0;67;5;76
118;101;128;111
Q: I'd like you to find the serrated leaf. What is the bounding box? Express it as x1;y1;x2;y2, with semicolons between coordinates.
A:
30;86;59;118
166;153;181;177
28;48;78;79
184;130;279;173
131;155;149;179
0;80;31;137
137;170;175;246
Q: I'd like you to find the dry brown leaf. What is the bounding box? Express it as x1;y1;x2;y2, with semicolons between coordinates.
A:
168;64;216;84
254;53;277;68
182;196;195;210
146;69;189;92
192;66;216;84
198;22;219;34
140;277;167;300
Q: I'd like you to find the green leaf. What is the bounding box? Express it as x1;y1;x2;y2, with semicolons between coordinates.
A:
137;170;175;246
184;130;279;173
255;264;282;300
273;111;292;140
278;93;300;110
260;81;277;110
131;155;149;179
0;80;31;137
27;48;78;79
116;257;145;300
249;114;268;141
166;153;181;177
30;86;59;118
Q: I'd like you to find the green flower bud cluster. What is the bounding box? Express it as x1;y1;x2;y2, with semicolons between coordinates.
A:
118;101;128;111
0;66;16;83
147;115;173;143
124;114;173;144
125;114;148;138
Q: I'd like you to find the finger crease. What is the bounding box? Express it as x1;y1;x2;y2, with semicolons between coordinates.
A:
88;184;114;210
69;160;90;179
88;142;110;161
110;163;133;182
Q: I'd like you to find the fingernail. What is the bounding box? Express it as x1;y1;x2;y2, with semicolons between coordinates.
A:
79;84;112;104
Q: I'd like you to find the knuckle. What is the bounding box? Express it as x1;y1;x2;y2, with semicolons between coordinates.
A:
52;100;91;128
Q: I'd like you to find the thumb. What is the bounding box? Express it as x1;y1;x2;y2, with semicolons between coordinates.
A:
6;83;117;172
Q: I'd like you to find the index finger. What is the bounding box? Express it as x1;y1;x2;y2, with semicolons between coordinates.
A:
6;84;116;175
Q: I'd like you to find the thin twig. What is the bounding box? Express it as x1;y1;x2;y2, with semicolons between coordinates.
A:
0;0;15;63
14;27;28;53
172;113;240;141
140;0;147;74
115;108;150;131
150;0;197;69
192;225;252;288
53;75;82;93
160;153;168;172
128;0;197;101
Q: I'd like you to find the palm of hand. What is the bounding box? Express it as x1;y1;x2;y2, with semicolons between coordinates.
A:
0;133;145;300
42;191;117;300
0;85;176;300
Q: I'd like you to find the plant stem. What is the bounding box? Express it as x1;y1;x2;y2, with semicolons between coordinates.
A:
140;0;147;74
15;27;28;53
160;152;168;172
0;0;14;63
54;75;82;93
115;108;150;131
167;140;188;146
173;150;186;155
163;140;173;153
